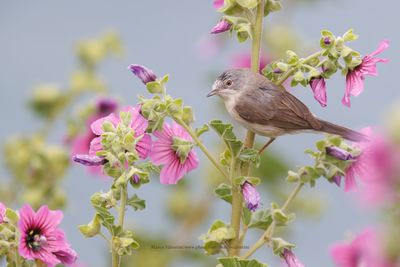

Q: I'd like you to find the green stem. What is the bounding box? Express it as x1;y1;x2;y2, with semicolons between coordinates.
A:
276;50;325;86
174;118;229;180
228;158;242;256
112;183;128;267
14;247;21;267
241;182;304;259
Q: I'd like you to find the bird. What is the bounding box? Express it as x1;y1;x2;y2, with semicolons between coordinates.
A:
207;69;366;152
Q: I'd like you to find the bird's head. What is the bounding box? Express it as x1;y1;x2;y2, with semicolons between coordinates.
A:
207;69;253;100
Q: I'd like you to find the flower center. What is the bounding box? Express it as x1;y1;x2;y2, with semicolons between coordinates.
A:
171;137;194;164
26;229;47;251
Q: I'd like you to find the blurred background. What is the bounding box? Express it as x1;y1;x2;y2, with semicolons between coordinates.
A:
0;0;398;266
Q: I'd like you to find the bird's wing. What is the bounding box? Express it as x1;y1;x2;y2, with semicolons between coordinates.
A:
235;83;322;131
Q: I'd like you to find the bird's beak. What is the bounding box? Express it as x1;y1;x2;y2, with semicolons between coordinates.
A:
207;81;220;97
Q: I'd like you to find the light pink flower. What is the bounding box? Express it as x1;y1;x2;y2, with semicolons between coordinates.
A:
230;52;269;72
342;40;389;107
283;249;305;267
310;77;327;107
150;122;199;184
342;128;394;192
210;19;232;34
330;228;394;267
241;182;260;212
18;205;77;267
213;0;224;9
0;202;6;224
89;105;152;160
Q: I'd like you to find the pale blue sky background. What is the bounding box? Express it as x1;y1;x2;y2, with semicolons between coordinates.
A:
0;1;398;266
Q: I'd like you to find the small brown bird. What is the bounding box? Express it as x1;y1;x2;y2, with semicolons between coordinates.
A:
207;69;365;151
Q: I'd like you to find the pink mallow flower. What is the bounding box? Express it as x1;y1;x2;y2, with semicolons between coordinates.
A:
18;205;77;267
330;228;394;267
342;40;389;107
282;249;305;267
213;0;224;9
241;182;260;212
0;202;6;224
230;52;269;73
310;77;327;107
210;19;232;34
89;105;152;159
150;122;199;184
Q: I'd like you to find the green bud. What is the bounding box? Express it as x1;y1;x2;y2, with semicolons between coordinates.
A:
235;22;252;42
264;0;282;16
270;237;295;255
182;106;195;125
286;50;299;65
78;214;101;238
171;137;194;164
146;81;165;94
343;29;358;42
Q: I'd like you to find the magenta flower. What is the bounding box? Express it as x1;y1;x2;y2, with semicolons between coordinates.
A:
18;205;77;267
282;249;305;267
330;228;394;267
89;105;152;160
310;77;327;107
0;202;6;224
72;154;107;166
210;20;232;34
128;64;157;85
326;146;354;161
342;40;389;107
213;0;224;9
150;122;199;184
230;52;269;72
241;182;260;212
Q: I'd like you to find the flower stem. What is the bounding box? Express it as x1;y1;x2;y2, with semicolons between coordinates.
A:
276;50;325;86
174;118;229;180
228;157;242;256
112;183;128;267
241;182;304;259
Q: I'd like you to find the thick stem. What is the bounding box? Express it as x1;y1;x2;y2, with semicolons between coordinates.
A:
228;158;242;256
241;182;304;259
174;118;229;180
112;183;128;267
243;0;265;174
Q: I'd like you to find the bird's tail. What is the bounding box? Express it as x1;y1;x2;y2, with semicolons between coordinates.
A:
317;119;367;142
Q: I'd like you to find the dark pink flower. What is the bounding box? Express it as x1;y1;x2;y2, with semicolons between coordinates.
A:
150;122;199;184
230;51;269;71
330;228;394;267
89;105;152;159
213;0;224;9
128;64;157;85
18;205;77;267
210;20;232;34
241;182;260;212
0;202;6;224
283;249;305;267
310;77;327;107
342;40;389;107
326;146;354;161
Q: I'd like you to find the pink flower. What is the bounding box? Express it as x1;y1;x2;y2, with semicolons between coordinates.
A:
230;52;269;72
150;122;199;184
213;0;224;9
241;182;260;212
330;228;394;267
89;105;152;160
342;40;389;107
210;19;232;34
0;202;6;224
18;205;77;267
283;249;305;267
310;77;327;107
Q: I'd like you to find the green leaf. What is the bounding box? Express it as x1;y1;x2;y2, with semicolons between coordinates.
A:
182;106;194;125
146;81;164;94
343;29;358;42
270;237;295;255
234;176;261;186
127;194;146;211
214;183;232;203
218;257;268;267
5;209;19;225
248;209;272;230
209;120;243;157
199;220;235;255
195;124;209;137
236;0;259;9
78;214;101;238
264;0;281;16
239;148;260;167
235;22;253;42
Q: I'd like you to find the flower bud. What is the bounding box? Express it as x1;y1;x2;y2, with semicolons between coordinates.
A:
72;154;107;166
128;64;157;84
332;175;342;187
282;249;305;267
241;182;260;212
210;20;231;34
325;146;354;161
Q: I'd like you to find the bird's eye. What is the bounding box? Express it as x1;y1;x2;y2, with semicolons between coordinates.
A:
225;79;233;86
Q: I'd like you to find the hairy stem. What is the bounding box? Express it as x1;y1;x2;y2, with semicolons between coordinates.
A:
241;182;304;259
228;158;242;256
174;118;229;180
112;183;128;267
